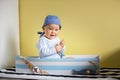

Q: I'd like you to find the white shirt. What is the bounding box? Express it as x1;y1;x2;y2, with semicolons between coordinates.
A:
36;36;65;58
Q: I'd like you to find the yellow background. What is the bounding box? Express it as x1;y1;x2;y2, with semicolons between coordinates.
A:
19;0;120;68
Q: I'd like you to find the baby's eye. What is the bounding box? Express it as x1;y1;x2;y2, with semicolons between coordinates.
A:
55;29;59;31
48;28;52;30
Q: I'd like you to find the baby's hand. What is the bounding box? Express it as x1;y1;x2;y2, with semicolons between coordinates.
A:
59;40;65;47
55;40;65;53
55;45;62;53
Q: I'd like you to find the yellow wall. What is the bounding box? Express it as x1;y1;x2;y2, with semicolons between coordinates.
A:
19;0;120;68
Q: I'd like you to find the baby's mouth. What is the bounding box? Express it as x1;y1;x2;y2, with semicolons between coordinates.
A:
50;35;55;37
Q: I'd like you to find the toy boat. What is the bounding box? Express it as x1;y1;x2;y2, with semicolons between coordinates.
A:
16;55;100;75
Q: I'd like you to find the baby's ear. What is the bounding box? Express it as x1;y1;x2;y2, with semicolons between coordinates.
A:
42;27;45;30
59;26;61;30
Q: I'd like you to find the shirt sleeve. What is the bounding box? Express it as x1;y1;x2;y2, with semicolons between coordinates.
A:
36;38;57;58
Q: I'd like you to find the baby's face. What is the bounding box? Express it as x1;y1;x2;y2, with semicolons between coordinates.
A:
43;24;60;40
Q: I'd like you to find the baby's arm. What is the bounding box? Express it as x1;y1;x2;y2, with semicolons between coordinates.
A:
37;39;57;58
40;46;57;57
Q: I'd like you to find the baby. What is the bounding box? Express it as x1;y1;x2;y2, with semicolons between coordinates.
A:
36;15;65;58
